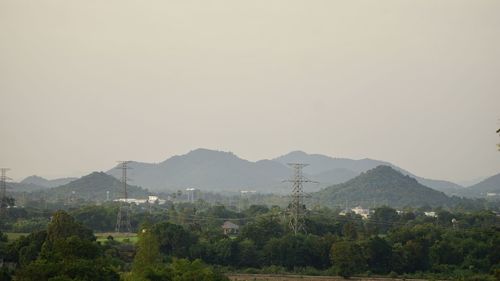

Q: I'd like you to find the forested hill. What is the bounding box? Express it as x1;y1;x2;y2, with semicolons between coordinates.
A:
32;172;149;202
275;151;463;195
460;172;500;198
314;165;453;208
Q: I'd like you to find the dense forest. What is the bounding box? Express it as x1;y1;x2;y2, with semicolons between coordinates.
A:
1;198;499;281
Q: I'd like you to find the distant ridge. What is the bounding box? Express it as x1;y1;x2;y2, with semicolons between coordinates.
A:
103;148;464;195
106;148;291;192
32;172;149;202
314;165;453;208
21;175;77;188
273;151;464;194
460;172;500;198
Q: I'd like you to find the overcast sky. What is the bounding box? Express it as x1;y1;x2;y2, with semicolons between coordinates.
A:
1;0;499;183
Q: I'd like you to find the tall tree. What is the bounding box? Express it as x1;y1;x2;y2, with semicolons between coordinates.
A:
131;228;161;278
330;240;366;278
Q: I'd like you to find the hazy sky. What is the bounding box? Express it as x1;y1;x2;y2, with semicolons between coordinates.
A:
1;0;499;183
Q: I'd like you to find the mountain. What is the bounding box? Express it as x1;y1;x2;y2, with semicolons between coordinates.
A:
460;173;500;198
314;166;453;208
103;148;464;195
20;175;77;188
274;151;463;194
107;149;291;192
312;168;360;185
6;182;48;193
273;151;388;175
33;172;149;202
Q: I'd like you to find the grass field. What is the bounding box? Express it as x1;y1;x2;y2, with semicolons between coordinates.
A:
5;232;29;240
95;232;138;244
227;274;428;281
5;232;138;243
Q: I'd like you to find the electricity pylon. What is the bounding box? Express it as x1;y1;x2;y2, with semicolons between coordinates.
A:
115;161;132;233
0;168;11;215
284;163;317;235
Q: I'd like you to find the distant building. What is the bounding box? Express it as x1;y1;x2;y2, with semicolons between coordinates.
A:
114;198;147;205
222;221;239;235
351;206;370;219
424;211;437;218
147;196;166;204
339;206;371;219
114;197;166;205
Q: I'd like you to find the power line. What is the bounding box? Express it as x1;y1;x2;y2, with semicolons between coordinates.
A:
0;168;11;215
284;163;317;235
115;161;132;233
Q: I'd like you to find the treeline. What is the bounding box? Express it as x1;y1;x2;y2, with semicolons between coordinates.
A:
1;203;499;280
124;205;500;280
0;211;227;281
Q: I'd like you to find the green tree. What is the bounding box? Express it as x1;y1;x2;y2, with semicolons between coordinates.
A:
364;236;392;274
330;240;366;278
370;206;399;233
132;228;161;277
341;222;358;240
152;222;196;258
167;258;228;281
46;211;95;243
237;239;259;267
240;216;285;248
135;259;229;281
15;211;119;281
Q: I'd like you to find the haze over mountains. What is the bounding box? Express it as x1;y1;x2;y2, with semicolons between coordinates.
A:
461;174;500;198
8;148;498;203
29;172;148;202
103;148;468;194
20;175;77;188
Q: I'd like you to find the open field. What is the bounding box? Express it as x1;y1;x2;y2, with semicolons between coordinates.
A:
5;233;29;240
95;232;138;244
227;274;428;281
5;232;139;244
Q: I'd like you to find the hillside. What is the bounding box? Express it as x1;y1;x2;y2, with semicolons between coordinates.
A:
20;175;77;188
314;166;453;208
106;149;291;192
6;182;47;193
460;173;500;198
33;172;149;202
274;151;463;194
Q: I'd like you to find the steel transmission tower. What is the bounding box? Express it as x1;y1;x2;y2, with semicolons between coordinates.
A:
115;161;132;233
0;168;11;214
284;163;316;235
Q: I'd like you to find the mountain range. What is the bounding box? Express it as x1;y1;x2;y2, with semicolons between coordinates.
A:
106;149;291;193
8;148;498;201
104;148;466;195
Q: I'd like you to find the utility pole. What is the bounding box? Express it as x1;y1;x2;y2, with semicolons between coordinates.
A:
284;163;317;235
239;190;256;212
0;168;11;215
115;161;132;233
186;188;196;203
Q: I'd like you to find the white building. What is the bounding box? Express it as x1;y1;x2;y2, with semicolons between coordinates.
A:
351;206;370;219
339;206;371;219
114;196;166;205
424;211;437;218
